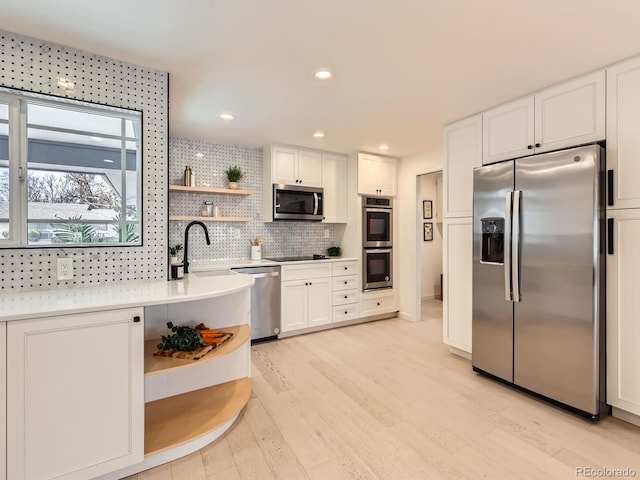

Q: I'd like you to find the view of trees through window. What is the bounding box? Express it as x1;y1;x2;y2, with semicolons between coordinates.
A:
0;91;142;247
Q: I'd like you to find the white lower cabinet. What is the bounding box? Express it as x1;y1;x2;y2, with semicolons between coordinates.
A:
359;290;397;318
281;267;332;332
7;308;144;480
607;209;640;420
332;261;360;323
442;217;473;354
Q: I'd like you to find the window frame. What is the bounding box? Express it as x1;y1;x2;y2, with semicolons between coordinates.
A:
0;89;143;248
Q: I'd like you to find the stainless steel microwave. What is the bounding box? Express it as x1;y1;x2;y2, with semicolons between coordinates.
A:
273;184;324;221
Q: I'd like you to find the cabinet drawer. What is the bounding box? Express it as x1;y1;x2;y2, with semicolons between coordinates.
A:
333;275;358;291
332;289;359;306
360;293;397;317
333;305;359;323
282;263;333;281
332;261;359;276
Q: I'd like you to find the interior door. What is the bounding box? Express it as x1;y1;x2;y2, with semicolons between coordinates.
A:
472;161;514;381
513;145;601;415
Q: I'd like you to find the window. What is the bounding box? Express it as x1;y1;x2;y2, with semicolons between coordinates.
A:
0;89;142;247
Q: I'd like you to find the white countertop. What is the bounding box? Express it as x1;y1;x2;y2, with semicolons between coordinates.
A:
190;256;358;272
0;274;254;322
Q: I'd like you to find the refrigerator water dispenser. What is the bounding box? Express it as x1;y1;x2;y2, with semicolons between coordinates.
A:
481;217;504;264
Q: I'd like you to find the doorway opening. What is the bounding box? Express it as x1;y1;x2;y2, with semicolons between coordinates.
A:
416;170;443;322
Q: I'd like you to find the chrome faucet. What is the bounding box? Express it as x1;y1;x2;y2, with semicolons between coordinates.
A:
183;221;210;274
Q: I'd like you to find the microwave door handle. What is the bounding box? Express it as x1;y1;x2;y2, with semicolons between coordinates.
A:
313;192;319;215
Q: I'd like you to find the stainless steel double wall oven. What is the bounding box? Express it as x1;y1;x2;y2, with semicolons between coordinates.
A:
362;196;393;290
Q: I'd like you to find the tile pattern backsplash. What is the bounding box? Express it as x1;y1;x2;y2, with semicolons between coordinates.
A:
169;138;338;261
0;30;168;291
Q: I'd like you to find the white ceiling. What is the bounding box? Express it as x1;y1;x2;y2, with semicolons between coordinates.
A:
2;0;640;157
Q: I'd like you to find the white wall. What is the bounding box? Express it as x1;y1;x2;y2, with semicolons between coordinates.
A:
396;146;443;321
419;173;443;300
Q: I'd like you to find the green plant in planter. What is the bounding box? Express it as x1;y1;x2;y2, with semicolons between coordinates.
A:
224;166;243;183
169;244;183;256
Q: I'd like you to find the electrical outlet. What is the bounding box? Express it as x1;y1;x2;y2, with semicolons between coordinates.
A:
57;257;73;281
324;229;330;239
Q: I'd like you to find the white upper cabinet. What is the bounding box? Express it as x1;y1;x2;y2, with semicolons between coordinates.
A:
297;149;323;187
357;153;397;196
482;70;605;165
270;145;322;187
483;97;535;164
443;114;482;218
271;145;298;185
607;56;640;210
321;152;348;223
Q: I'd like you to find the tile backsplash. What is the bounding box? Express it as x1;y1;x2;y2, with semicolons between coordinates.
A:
169;138;339;262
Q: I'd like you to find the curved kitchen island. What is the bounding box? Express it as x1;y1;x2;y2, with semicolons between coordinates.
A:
0;273;254;480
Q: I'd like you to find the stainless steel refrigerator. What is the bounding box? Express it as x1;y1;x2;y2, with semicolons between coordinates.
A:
472;144;605;419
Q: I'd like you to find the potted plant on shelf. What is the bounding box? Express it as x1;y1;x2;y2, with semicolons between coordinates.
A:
169;244;183;264
224;166;243;190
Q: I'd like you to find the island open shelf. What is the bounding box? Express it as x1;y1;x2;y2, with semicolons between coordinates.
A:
144;377;251;456
144;324;251;376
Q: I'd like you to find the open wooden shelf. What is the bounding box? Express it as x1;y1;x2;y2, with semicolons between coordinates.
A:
169;215;252;222
169;185;251;196
144;324;250;376
144;377;251;456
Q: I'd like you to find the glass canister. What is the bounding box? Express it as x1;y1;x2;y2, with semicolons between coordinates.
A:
204;201;214;217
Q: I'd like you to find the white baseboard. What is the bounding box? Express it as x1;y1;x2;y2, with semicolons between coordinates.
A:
612;407;640;427
421;293;441;301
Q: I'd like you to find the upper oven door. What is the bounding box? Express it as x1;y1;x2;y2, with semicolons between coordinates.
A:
363;207;393;247
274;184;324;221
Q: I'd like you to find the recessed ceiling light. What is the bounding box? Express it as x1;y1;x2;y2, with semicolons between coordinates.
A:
103;159;114;163
218;113;235;121
195;152;204;158
312;131;325;139
313;69;333;80
378;144;390;151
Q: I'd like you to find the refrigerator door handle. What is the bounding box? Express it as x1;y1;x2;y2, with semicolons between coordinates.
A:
505;192;512;301
512;190;522;302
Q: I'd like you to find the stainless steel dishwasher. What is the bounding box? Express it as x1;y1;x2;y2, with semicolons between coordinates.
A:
231;265;281;342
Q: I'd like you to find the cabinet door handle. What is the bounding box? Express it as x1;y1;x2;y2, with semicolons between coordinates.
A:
344;281;348;284
344;295;348;299
527;145;533;150
608;218;614;255
305;282;308;286
344;266;348;270
607;170;614;206
344;311;348;314
377;302;380;306
535;143;541;148
133;316;141;323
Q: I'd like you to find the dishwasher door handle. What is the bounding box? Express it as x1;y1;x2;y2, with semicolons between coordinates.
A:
232;271;280;278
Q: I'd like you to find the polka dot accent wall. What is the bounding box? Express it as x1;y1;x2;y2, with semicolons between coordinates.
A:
0;30;168;291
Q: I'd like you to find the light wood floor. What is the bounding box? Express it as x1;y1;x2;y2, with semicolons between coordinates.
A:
126;299;640;480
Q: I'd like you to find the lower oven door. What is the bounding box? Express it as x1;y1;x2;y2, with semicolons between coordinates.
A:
363;249;392;290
